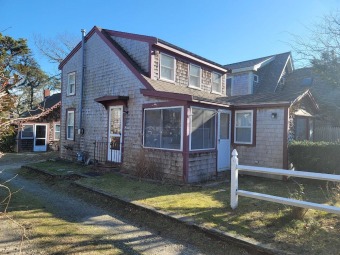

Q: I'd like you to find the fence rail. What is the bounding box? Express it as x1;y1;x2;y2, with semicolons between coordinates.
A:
93;141;122;165
314;126;340;142
230;149;340;215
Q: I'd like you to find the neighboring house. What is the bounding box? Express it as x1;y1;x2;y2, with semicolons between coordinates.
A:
15;90;61;152
225;52;293;96
58;26;318;183
284;67;340;128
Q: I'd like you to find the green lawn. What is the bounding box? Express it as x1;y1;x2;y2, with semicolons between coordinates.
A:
23;161;340;254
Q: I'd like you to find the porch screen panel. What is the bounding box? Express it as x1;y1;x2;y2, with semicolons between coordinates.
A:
191;108;216;150
144;108;182;150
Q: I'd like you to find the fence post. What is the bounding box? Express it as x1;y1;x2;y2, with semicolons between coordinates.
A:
230;149;239;209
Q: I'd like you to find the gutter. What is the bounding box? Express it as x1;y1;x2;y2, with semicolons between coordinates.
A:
78;29;86;135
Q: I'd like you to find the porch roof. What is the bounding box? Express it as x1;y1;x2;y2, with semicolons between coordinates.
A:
94;95;129;108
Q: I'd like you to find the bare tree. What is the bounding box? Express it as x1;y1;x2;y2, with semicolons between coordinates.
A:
34;32;78;65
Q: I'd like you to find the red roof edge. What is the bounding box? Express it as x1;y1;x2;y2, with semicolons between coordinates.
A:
58;26;154;91
104;29;157;44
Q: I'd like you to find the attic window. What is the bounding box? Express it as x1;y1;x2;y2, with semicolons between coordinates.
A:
160;53;175;82
302;77;313;86
253;74;259;83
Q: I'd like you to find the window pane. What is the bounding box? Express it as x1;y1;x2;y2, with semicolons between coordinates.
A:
22;125;34;138
219;113;229;139
161;108;181;149
160;54;175;80
144;109;161;148
144;108;182;150
212;73;221;93
296;118;307;140
235;111;253;144
67;126;74;139
236;127;251;143
67;112;74;126
191;108;216;150
236;112;251;127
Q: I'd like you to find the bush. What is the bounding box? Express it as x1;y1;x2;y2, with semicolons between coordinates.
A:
288;141;340;174
0;130;16;153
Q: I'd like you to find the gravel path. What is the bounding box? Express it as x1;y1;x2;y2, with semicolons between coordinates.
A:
0;153;240;255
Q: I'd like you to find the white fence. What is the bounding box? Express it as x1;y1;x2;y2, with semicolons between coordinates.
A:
314;126;340;142
230;149;340;215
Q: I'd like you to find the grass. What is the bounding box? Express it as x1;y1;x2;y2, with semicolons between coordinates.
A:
26;160;92;176
77;173;340;254
22;161;340;254
0;184;125;254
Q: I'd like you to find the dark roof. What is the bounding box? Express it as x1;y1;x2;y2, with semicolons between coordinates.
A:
255;52;292;93
224;55;274;70
223;88;309;106
20;93;61;118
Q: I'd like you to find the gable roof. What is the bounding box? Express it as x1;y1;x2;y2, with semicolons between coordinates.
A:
225;52;292;94
19;93;61;119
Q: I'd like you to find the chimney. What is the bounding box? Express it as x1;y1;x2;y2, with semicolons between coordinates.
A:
43;89;50;99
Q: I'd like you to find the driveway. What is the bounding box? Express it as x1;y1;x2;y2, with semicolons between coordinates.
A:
0;152;249;255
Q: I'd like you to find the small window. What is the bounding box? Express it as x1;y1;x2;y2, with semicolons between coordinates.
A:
21;124;34;139
234;110;253;144
144;107;182;150
67;110;75;140
67;72;76;96
54;123;60;140
302;77;313;86
160;54;175;81
212;72;222;93
190;108;216;150
189;64;201;88
253;74;259;83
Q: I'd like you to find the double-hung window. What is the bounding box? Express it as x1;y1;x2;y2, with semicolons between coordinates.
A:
54;123;60;140
189;64;201;88
21;124;34;139
67;72;76;96
144;107;182;150
234;110;253;144
212;72;222;93
160;54;175;81
190;108;216;150
67;110;75;140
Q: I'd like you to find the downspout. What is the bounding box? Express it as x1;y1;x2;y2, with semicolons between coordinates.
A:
78;29;86;135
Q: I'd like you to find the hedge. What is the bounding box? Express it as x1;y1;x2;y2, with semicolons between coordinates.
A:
288;141;340;174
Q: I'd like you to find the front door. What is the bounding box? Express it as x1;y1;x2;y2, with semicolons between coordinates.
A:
108;106;123;163
217;110;231;171
34;124;47;152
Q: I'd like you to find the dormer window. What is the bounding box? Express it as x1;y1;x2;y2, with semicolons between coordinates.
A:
253;74;259;83
189;64;201;89
160;53;175;82
212;72;222;94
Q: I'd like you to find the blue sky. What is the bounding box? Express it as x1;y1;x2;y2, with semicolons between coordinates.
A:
2;0;339;75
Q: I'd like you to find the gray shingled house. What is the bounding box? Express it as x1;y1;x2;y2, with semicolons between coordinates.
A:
15;90;61;152
58;26;318;183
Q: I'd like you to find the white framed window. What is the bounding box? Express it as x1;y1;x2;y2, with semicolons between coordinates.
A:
54;123;60;141
253;74;259;83
190;107;216;150
21;124;34;139
160;53;175;81
234;110;253;144
67;72;76;96
143;107;183;150
212;72;222;94
66;110;75;140
189;64;201;89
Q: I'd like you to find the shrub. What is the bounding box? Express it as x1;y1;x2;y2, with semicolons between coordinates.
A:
288;141;340;174
0;130;16;153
